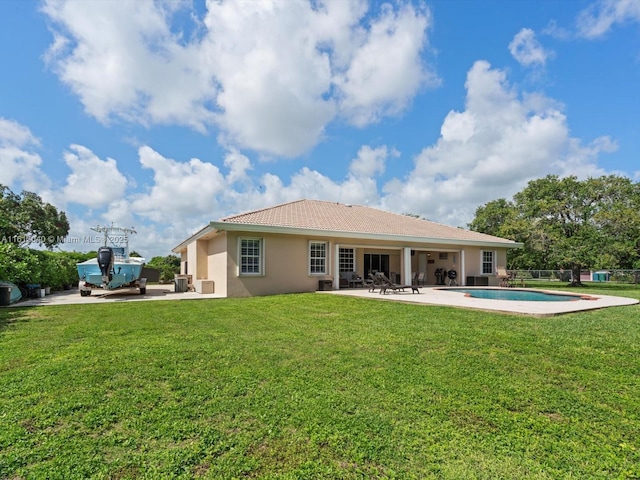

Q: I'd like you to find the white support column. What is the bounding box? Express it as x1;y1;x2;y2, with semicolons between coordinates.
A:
403;247;412;285
459;250;465;285
334;243;340;289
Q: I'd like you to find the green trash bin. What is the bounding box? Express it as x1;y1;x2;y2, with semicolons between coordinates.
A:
0;285;12;306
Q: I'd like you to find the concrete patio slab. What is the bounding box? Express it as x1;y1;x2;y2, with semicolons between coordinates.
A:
321;286;639;316
7;284;224;307
5;284;638;317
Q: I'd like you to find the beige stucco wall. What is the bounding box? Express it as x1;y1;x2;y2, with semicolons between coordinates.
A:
182;229;513;297
206;232;228;296
224;232;335;297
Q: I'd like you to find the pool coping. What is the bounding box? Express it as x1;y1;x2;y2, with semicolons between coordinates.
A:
321;286;639;316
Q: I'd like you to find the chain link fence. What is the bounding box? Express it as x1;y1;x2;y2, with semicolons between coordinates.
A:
511;269;640;284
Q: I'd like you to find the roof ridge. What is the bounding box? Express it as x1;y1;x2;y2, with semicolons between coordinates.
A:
221;198;307;221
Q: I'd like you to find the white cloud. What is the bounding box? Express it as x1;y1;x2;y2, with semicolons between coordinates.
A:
61;144;128;207
42;0;216;130
349;145;390;178
508;28;553;67
576;0;640;39
129;146;226;222
0;117;48;192
42;0;435;157
381;61;614;227
334;2;437;126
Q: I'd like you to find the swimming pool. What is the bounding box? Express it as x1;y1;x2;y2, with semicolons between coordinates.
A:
441;288;587;302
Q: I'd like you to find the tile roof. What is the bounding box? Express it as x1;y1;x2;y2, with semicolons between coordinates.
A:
219;199;516;245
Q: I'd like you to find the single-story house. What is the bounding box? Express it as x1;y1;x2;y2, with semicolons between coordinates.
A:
172;199;522;297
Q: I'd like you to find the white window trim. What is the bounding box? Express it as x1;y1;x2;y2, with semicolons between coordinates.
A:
238;237;264;276
309;241;329;276
338;247;355;273
481;250;496;275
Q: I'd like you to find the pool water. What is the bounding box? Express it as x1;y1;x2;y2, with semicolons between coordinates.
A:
443;288;582;302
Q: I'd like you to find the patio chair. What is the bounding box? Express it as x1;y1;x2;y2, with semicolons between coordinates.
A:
376;273;420;294
348;272;364;288
416;271;426;286
368;273;385;292
496;267;512;287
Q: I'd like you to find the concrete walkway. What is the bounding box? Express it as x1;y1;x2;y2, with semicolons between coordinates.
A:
6;284;638;317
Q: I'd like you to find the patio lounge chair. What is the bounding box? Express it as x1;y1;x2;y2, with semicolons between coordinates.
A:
368;273;385;292
496;267;512;287
376;273;420;294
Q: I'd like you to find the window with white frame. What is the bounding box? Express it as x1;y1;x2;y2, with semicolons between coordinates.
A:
309;241;328;274
339;248;354;272
239;238;263;275
481;250;494;275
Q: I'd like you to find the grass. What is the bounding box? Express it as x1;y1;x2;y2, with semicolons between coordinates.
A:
1;284;639;479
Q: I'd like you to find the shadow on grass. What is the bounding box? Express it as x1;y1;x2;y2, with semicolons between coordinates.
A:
0;307;33;331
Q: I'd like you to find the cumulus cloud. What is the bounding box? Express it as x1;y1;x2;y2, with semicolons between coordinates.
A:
381;61;615;227
61;144;128;207
0;117;48;192
508;28;553;67
349;145;390;178
576;0;640;39
129;146;226;222
42;0;215;131
334;2;437;125
42;0;435;157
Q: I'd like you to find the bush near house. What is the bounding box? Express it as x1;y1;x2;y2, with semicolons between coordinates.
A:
146;254;181;282
0;243;93;289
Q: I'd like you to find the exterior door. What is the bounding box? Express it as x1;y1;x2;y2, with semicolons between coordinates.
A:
364;254;390;278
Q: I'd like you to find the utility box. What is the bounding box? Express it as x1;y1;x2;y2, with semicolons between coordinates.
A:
466;276;489;286
175;277;188;293
196;280;214;294
317;279;333;291
592;271;610;282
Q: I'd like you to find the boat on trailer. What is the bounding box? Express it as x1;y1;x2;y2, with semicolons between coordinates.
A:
77;225;146;296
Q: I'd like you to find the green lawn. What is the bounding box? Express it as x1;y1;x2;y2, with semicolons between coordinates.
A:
1;285;639;479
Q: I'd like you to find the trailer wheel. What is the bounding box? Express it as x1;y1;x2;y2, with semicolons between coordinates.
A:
80;290;91;297
140;288;146;295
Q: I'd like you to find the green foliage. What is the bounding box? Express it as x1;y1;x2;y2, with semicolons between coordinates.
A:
1;293;639;478
147;254;181;282
0;185;70;249
469;175;640;279
0;244;92;287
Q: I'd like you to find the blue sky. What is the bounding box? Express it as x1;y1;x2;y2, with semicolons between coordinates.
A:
1;0;639;258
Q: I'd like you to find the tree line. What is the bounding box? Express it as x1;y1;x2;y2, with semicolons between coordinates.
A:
1;184;179;289
469;175;640;286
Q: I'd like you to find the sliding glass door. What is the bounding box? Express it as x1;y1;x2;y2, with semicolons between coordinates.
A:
364;254;390;278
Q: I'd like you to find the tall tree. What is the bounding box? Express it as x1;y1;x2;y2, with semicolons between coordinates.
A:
469;175;640;286
0;185;70;249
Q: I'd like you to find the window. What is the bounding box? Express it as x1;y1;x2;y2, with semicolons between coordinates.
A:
439;252;448;260
309;242;328;274
339;248;354;272
481;250;494;275
239;238;263;275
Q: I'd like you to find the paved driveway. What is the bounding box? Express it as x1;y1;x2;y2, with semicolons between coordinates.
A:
9;284;223;307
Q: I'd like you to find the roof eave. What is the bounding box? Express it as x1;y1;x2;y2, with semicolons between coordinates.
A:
210;222;522;249
171;223;218;253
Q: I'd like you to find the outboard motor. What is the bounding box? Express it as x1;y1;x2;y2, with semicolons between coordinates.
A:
97;246;114;283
